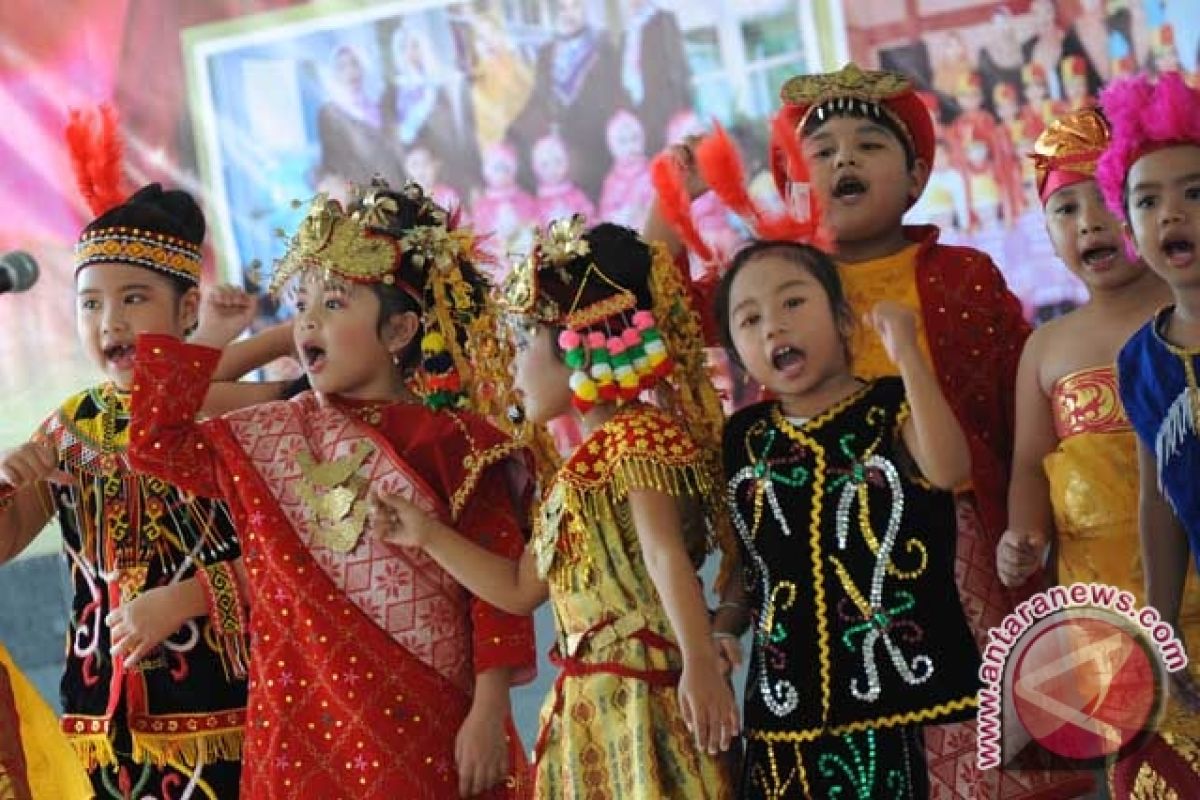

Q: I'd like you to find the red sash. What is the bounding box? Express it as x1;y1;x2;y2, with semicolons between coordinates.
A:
209;396;529;798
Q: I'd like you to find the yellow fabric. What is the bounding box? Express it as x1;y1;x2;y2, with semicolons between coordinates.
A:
1045;429;1200;743
838;243;931;379
0;643;92;799
533;406;733;798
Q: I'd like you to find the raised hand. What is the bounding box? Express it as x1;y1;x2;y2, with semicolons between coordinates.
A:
193;284;259;349
864;301;921;367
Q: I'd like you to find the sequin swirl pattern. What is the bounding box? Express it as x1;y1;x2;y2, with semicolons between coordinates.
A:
728;423;808;719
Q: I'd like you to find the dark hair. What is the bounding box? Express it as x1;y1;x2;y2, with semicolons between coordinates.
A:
800;102;917;169
81;183;205;298
529;222;654;363
351;184;491;372
715;240;853;368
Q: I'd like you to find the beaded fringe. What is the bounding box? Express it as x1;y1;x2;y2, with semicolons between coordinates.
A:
550;457;716;591
131;728;244;769
68;732;118;771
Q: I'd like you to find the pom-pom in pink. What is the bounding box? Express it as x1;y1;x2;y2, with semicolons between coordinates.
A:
632;310;655;330
607;336;626;356
1098;72;1200;220
622;327;642;347
558;329;583;350
586;331;607;349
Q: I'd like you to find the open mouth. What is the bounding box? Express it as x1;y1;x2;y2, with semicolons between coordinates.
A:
1081;245;1118;269
771;345;805;373
102;344;135;368
1164;238;1196;268
301;344;328;373
833;176;868;200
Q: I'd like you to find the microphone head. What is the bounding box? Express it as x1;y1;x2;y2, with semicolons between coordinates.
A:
0;251;39;293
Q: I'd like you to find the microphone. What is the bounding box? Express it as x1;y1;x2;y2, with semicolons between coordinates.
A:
0;251;39;295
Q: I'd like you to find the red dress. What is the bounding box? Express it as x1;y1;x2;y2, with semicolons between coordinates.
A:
128;334;536;799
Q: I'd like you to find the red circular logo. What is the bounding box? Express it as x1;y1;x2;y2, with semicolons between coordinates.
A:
1011;612;1159;762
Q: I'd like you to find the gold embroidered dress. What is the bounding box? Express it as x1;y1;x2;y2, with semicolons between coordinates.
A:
1047;364;1200;796
531;402;733;799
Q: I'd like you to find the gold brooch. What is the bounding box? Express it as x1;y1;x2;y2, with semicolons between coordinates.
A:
296;440;374;553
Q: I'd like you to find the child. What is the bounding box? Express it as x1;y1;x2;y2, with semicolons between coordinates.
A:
1060;55;1094;112
128;180;536;798
1100;71;1200;724
648;62;1094;799
715;240;980;798
1000;106;1200;795
473;140;537;272
371;217;738;797
0;179;251;795
403;138;466;221
532;131;595;226
599;108;656;229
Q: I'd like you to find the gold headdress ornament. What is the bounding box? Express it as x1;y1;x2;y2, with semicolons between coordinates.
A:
1029;107;1110;204
272;178;523;415
500;215;735;587
780;63;918;158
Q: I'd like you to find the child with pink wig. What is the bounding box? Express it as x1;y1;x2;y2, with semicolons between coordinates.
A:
1100;73;1200;782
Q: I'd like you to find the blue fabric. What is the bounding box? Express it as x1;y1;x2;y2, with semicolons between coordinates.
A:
1118;307;1200;569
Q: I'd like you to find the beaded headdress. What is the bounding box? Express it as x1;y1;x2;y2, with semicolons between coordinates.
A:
501;216;735;584
1030;107;1110;204
274;179;515;415
67;105;204;285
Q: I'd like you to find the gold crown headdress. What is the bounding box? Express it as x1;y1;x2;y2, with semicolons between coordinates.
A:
273;179;520;415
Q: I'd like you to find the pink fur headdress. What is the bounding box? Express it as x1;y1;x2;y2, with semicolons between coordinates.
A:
1097;72;1200;221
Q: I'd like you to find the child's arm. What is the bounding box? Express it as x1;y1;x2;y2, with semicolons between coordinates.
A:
0;443;64;564
128;334;230;500
711;550;750;674
998;331;1056;587
192;285;294;415
1136;438;1200;710
456;666;515;797
867;301;971;489
369;490;549;615
629;487;739;755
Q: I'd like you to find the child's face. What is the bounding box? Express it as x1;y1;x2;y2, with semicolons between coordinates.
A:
1065;77;1088;101
608;116;645;161
292;273;408;399
1025;81;1047;105
75;263;198;390
404;148;438;188
1126;145;1200;289
727;255;847;402
510;322;572;424
802;116;926;246
484;148;517;188
997;98;1018;123
533;140;569;184
1044;180;1144;290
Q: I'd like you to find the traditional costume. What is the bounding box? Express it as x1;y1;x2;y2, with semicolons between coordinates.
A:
1034;106;1200;796
652;62;1094;799
129;182;536;798
500;216;736;798
0;108;251;798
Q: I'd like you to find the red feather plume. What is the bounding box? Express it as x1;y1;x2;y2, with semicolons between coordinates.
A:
649;151;714;264
65;104;126;217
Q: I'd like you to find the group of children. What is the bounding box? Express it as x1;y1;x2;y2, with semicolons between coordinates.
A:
2;60;1200;800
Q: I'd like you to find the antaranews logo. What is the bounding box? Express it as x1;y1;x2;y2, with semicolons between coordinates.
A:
977;582;1188;771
